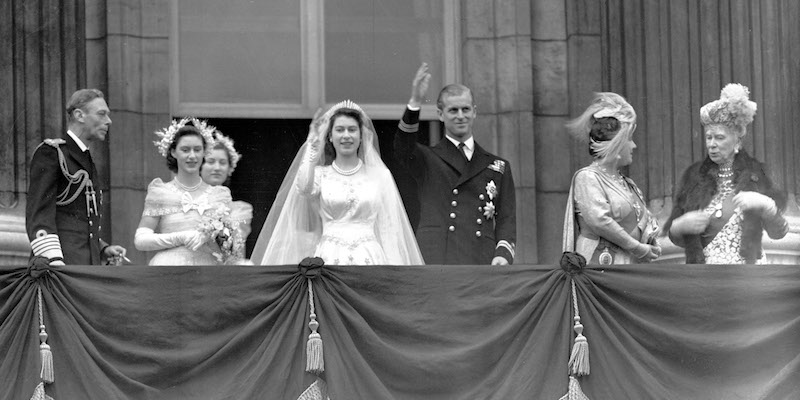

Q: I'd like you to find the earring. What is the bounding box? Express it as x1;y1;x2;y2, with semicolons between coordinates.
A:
734;147;739;154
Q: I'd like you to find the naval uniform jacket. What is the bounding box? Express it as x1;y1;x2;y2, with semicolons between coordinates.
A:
26;134;107;265
394;107;516;265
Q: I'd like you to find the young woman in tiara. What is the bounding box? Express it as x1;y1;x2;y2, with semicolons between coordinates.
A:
665;84;789;264
251;100;424;266
562;92;661;264
134;119;239;265
201;130;253;259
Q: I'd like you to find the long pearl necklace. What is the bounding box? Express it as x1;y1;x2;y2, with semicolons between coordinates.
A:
705;161;734;218
331;159;363;176
174;178;202;192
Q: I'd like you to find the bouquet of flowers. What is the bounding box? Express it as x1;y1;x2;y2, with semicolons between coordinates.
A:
197;209;246;264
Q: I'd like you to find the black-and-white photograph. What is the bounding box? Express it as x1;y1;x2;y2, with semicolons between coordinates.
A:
1;1;799;398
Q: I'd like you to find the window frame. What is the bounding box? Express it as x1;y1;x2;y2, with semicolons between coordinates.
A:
170;0;459;120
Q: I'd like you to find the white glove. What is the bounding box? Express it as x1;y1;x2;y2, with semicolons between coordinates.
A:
733;191;777;217
670;210;711;236
491;256;509;266
134;227;191;251
630;243;649;258
630;243;660;261
183;230;208;251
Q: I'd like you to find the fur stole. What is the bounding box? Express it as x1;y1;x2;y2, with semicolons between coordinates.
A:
665;150;786;263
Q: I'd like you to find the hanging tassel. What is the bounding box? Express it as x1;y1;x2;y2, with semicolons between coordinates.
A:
39;325;54;383
568;279;590;376
29;381;55;400
558;376;591;400
306;313;324;373
36;287;55;383
305;279;324;374
568;315;590;376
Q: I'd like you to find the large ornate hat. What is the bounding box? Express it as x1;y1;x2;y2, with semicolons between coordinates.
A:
700;83;757;136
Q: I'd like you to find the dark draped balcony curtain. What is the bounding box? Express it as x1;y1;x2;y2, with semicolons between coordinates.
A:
1;263;799;399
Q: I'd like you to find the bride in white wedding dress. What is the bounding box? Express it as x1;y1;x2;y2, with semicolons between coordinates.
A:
251;100;423;266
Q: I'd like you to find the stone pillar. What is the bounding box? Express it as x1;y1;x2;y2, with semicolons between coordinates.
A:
531;0;572;265
0;1;88;265
462;0;536;263
105;0;173;264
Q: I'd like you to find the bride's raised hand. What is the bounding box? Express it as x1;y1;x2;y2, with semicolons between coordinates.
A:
307;108;326;146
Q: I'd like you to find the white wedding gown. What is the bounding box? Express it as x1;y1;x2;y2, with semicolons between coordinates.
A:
311;166;386;265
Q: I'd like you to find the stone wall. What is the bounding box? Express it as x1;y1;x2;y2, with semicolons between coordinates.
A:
462;0;536;263
0;1;92;265
105;0;174;264
3;0;796;266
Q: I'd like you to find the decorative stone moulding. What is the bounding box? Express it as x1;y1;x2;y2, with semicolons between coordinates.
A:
0;209;30;266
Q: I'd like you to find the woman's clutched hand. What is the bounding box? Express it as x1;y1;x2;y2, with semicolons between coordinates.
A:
670;210;711;236
733;191;777;216
633;243;660;261
184;230;208;251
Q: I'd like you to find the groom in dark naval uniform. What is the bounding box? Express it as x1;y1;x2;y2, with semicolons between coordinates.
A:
394;63;516;265
26;88;127;266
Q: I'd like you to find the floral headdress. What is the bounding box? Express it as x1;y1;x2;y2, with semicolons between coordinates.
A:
153;117;217;157
211;131;241;172
700;83;757;136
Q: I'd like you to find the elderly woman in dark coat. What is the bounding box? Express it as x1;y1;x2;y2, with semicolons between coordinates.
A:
664;84;789;264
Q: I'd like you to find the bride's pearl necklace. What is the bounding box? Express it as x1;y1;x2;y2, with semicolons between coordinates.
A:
332;159;363;176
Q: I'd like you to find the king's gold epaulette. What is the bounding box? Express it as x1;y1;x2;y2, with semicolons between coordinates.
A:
44;138;66;147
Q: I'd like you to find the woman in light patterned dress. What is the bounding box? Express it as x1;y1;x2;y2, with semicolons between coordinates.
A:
665;84;789;264
134;121;233;265
562;92;661;264
251;100;423;266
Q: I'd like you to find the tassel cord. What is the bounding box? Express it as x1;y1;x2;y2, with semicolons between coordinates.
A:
307;278;316;317
37;286;55;384
568;278;590;376
305;278;324;374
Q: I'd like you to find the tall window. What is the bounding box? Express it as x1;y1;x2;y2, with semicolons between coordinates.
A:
172;0;459;120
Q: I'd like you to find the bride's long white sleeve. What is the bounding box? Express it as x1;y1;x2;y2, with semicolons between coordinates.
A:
295;142;321;197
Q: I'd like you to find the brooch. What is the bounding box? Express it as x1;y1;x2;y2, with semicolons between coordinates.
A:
483;201;496;220
485;180;498;200
484;180;498;219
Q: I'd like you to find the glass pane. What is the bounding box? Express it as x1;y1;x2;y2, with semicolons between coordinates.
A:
324;0;445;104
178;0;302;104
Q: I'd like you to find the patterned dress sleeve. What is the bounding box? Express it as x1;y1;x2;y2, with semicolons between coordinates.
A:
142;178;180;217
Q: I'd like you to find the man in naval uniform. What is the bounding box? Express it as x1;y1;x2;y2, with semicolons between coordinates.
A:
26;89;127;266
394;63;516;265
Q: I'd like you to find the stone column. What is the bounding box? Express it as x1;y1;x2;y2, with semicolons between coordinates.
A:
531;0;572;265
0;1;89;265
103;0;173;264
462;0;535;263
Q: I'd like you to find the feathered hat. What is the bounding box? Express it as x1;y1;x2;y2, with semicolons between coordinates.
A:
700;83;757;137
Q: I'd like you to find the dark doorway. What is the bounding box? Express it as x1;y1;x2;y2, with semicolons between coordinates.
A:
206;117;430;258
